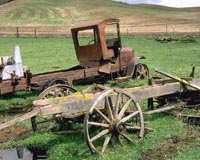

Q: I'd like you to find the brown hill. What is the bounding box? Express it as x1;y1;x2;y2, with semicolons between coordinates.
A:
0;0;13;5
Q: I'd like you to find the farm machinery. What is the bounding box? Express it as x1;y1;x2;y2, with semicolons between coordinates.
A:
1;68;200;154
1;18;200;155
0;18;148;95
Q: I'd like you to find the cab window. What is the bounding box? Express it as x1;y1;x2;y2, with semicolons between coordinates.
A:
77;28;98;46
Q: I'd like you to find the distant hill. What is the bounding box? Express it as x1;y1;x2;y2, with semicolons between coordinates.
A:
136;4;200;12
0;0;199;27
0;0;13;5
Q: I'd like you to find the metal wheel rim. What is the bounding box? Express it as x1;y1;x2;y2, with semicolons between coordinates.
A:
136;63;149;79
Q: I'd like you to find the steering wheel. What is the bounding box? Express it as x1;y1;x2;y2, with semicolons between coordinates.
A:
88;39;95;45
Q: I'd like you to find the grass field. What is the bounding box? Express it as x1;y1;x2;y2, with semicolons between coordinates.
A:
0;0;199;27
0;36;200;160
0;36;199;75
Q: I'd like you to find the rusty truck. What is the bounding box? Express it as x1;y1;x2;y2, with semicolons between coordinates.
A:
0;18;148;94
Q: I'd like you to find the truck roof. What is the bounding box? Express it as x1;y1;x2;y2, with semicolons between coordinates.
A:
71;18;119;31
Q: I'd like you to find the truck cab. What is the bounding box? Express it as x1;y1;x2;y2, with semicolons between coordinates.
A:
71;18;146;77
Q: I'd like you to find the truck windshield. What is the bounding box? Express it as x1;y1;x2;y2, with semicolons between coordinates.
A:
105;22;121;48
105;22;119;40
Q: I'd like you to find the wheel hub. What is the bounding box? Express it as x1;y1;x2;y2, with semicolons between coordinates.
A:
116;122;126;134
110;120;126;134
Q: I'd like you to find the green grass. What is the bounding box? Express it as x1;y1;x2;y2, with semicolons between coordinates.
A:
0;37;78;73
1;36;199;75
174;140;200;160
123;36;200;77
0;114;195;160
0;36;200;159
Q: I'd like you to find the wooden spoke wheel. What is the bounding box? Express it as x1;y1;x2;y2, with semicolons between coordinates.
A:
41;77;69;92
134;63;149;79
38;84;77;99
31;84;77;132
84;89;144;154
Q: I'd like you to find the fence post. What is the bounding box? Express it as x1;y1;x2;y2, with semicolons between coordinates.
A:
54;26;56;38
34;29;37;38
165;24;168;35
16;27;19;38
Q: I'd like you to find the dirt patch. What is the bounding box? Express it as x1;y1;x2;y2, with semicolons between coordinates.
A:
0;110;32;144
0;126;31;143
139;136;195;160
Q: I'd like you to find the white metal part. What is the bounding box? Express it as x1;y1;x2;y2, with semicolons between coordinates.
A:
0;56;14;66
1;46;24;80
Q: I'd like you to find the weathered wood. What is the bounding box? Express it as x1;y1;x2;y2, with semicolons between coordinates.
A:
0;109;39;130
143;102;185;115
54;130;84;134
0;66;100;94
127;126;153;131
155;69;200;90
125;82;181;101
33;92;98;116
94;84;111;90
0;83;27;94
33;79;200;117
177;114;200;118
2;78;200;130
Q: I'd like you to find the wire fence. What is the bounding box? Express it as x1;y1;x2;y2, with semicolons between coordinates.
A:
0;22;199;37
121;22;200;36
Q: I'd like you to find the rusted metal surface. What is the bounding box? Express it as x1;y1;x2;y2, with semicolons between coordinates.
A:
71;18;143;74
71;18;120;68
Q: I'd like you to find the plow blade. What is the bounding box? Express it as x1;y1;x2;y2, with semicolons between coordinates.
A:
0;109;39;130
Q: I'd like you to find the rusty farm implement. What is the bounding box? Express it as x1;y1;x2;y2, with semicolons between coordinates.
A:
0;18;148;95
1;69;200;154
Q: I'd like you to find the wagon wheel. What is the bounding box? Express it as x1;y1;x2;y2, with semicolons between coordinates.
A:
84;89;144;154
31;84;77;132
134;63;149;79
41;77;69;93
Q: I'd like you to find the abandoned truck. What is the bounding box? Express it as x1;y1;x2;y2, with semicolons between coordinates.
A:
0;18;149;94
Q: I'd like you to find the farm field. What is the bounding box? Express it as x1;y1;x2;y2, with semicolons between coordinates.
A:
0;36;200;160
0;0;200;35
0;0;200;26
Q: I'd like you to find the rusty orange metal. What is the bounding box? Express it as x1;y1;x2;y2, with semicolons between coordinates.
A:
71;18;139;74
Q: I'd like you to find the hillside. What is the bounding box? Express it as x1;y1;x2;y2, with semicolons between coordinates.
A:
0;0;13;5
0;0;199;27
